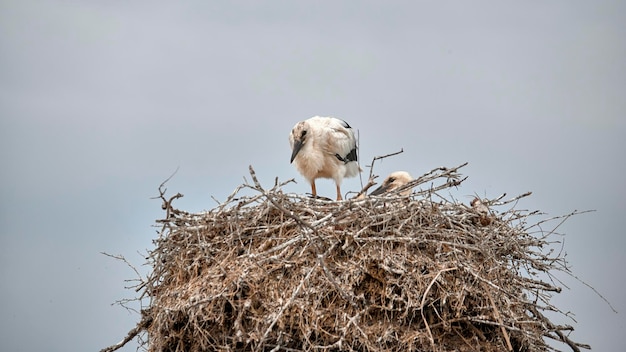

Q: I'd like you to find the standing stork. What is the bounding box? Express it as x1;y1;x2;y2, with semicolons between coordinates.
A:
289;116;360;200
370;171;414;196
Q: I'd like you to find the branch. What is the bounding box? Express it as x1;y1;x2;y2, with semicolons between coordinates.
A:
484;283;513;351
151;167;184;219
529;306;591;352
420;267;457;349
352;175;379;199
366;148;404;180
100;314;152;352
259;260;318;346
247;165;319;236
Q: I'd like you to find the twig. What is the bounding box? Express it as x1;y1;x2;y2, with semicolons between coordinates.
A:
420;267;457;349
484;283;513;351
366;148;404;180
259;260;318;346
247;165;322;240
101;252;142;281
151;168;184;219
568;272;617;313
529;306;591;351
99;314;152;352
353;175;379;199
491;191;532;206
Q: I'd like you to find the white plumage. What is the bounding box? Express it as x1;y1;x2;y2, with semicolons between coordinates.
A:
370;171;414;196
289;116;360;200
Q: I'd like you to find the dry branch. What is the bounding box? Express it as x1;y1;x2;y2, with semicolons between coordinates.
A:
100;313;152;352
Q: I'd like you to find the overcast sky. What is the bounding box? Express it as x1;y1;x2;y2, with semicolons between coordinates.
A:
1;1;624;351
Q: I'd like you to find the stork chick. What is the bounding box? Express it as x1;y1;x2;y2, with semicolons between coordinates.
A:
289;116;360;200
470;197;493;226
370;171;414;196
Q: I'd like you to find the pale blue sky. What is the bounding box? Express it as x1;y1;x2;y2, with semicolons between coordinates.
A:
1;1;624;351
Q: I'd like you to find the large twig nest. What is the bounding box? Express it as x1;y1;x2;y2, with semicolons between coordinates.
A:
109;163;590;352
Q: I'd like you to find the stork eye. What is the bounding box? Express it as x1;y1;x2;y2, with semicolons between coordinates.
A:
301;130;307;137
388;177;396;182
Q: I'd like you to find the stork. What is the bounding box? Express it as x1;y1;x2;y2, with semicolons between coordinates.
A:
289;116;360;200
470;197;493;226
370;171;414;196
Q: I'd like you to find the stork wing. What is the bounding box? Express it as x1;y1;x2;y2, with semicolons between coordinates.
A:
324;124;357;162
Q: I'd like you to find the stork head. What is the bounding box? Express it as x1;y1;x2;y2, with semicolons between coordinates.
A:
289;121;308;163
470;197;489;214
370;171;414;196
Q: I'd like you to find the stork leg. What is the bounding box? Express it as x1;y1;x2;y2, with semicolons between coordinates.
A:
311;181;317;198
336;184;343;201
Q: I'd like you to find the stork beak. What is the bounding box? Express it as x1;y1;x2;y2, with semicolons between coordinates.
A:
290;139;303;163
370;184;390;196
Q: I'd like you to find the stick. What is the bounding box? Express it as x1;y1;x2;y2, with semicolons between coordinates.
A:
366;149;404;180
484;283;513;351
352;175;378;199
151;167;184;219
420;267;457;348
99;315;152;352
529;306;591;351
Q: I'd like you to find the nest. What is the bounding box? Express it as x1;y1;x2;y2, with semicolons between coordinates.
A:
103;163;590;352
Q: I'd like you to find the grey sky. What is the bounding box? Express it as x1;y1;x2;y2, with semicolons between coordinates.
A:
1;1;624;351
